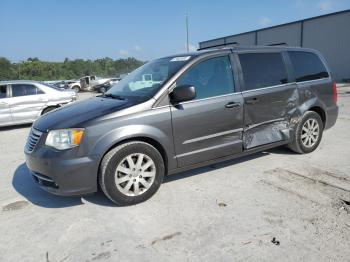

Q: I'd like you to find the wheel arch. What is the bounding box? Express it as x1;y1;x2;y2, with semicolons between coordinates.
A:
308;106;326;127
41;105;59;115
97;135;170;181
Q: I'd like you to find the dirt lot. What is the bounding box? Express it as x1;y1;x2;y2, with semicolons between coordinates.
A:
1;87;350;262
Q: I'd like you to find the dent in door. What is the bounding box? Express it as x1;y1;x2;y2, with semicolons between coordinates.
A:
242;87;302;149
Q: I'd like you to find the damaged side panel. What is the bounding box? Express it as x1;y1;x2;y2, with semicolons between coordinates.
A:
243;120;290;149
242;84;303;149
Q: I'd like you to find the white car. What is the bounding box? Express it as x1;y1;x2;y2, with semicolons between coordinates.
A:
0;80;77;127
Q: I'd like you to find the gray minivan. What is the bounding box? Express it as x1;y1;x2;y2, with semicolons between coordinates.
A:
25;46;338;205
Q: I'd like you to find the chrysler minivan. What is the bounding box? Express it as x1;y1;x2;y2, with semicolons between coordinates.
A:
24;46;338;205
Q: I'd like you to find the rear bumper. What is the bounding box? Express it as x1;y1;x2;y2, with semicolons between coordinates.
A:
25;149;99;196
325;105;339;130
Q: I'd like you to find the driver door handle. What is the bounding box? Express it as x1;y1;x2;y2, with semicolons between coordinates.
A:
225;101;241;108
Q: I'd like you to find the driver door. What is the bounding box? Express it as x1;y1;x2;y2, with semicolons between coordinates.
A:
170;55;244;167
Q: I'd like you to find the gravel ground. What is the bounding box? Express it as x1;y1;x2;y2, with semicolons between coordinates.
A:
0;86;349;262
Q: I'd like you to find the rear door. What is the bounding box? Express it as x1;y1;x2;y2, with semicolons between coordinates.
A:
170;54;244;167
0;85;12;126
9;83;47;123
237;51;298;149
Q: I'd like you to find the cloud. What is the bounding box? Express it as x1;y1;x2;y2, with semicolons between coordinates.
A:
119;49;129;56
134;45;141;52
317;1;333;11
258;16;272;27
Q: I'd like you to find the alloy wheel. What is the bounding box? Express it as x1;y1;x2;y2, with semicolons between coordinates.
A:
301;118;320;148
115;153;156;196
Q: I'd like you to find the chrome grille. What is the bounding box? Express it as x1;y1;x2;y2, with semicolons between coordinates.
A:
25;128;42;153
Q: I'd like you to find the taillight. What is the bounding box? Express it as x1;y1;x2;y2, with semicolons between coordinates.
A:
332;82;338;104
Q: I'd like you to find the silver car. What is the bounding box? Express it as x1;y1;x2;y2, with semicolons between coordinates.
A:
0;80;77;127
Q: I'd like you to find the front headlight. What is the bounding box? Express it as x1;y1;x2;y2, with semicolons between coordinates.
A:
45;128;84;150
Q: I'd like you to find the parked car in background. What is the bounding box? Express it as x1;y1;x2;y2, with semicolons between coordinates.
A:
93;82;112;93
50;81;68;89
45;80;77;91
93;78;121;93
67;80;81;93
24;46;338;205
0;80;77;127
80;75;111;91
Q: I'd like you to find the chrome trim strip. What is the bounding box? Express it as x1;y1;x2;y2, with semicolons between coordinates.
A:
241;77;331;94
246;118;285;130
295;77;331;85
31;128;43;136
176;141;241;158
241;83;293;94
32;172;54;182
178;92;241;105
183;128;243;144
152;92;242;109
151;105;170;110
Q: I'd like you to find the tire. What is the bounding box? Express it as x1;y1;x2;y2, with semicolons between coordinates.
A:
72;86;80;93
99;141;165;206
41;106;57;115
100;87;106;93
288;111;324;154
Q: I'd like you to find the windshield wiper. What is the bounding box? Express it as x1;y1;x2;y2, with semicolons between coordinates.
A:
102;93;126;100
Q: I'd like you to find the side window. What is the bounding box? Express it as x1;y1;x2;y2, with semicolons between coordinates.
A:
239;53;288;91
11;84;43;97
0;85;7;99
176;56;234;100
288;51;329;82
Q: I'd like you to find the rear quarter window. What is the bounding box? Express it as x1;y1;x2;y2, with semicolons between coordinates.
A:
238;52;288;91
288;51;329;82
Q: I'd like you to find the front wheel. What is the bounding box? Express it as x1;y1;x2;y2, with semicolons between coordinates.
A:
99;141;165;205
288;111;324;154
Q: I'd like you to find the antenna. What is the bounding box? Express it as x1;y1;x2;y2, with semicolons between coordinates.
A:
186;13;189;52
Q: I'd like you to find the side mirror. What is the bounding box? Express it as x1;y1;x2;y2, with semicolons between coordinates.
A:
170;85;196;103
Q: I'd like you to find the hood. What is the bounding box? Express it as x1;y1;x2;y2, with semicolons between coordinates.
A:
33;97;136;132
59;89;77;98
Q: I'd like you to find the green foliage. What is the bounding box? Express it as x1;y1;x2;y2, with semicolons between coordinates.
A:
0;57;144;81
0;57;17;80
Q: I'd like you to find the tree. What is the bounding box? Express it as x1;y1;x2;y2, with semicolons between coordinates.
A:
0;57;145;81
0;57;17;80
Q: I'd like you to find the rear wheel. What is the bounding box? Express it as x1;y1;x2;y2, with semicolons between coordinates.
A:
99;141;165;205
72;85;80;93
288;111;323;154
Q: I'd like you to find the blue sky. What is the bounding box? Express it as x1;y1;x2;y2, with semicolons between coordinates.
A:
0;0;349;62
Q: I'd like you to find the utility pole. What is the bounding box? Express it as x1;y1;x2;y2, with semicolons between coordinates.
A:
186;13;189;52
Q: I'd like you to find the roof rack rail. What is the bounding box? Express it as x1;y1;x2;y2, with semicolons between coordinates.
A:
267;42;288;46
197;42;239;51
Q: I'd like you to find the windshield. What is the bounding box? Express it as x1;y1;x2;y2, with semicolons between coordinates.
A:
105;56;191;99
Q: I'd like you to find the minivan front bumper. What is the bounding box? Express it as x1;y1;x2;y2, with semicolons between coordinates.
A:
25;147;99;196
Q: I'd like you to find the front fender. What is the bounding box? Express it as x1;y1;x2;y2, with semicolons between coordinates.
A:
89;124;175;170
